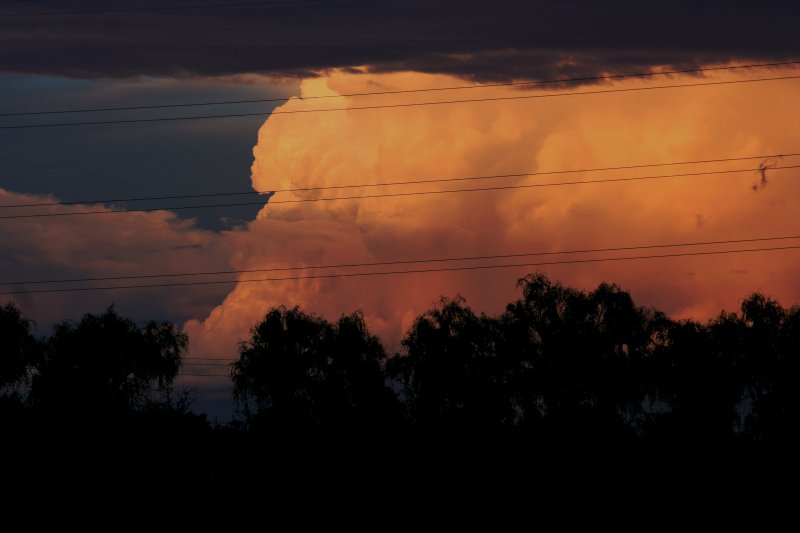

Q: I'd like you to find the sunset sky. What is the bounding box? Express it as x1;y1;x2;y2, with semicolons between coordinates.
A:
2;0;799;418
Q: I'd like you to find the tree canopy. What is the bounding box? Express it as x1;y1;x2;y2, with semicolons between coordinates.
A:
231;306;398;431
29;307;187;414
230;276;800;445
0;303;36;395
2;273;799;470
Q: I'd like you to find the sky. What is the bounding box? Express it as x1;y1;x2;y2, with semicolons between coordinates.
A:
1;0;799;419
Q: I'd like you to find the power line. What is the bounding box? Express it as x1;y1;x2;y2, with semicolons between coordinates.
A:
2;244;799;296
2;234;799;287
3;75;799;130
3;61;798;119
1;151;796;210
0;0;323;17
1;164;796;220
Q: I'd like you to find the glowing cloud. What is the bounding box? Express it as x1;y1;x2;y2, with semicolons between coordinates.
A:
184;68;800;357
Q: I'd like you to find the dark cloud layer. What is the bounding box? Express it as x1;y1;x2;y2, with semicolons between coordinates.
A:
1;0;798;81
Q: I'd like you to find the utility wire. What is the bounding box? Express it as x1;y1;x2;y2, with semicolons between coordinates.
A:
1;151;796;210
0;0;323;17
2;75;798;130
3;61;798;119
2;244;799;296
1;164;796;220
2;234;798;287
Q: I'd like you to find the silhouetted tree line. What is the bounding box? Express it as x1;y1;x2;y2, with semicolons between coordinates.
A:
0;305;209;485
2;274;799;484
1;304;194;416
229;274;800;446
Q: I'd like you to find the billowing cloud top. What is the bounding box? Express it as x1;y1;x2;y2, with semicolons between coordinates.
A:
1;0;798;80
184;68;800;357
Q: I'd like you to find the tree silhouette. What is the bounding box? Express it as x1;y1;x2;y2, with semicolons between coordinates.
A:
0;302;36;396
737;294;800;442
231;306;397;431
29;307;187;415
497;274;665;440
771;302;800;443
0;302;38;433
4;275;800;487
638;294;795;444
387;296;511;429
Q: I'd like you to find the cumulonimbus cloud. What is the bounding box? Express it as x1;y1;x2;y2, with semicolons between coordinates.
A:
183;67;800;357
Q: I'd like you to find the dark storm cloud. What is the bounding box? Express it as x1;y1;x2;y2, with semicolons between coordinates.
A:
1;0;798;81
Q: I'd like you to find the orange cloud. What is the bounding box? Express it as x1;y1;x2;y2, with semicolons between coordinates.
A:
184;68;800;357
0;190;230;330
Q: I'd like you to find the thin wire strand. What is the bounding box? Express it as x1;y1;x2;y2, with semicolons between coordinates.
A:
3;61;798;119
2;244;799;296
1;151;796;210
1;164;795;220
2;75;798;130
2;234;798;287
